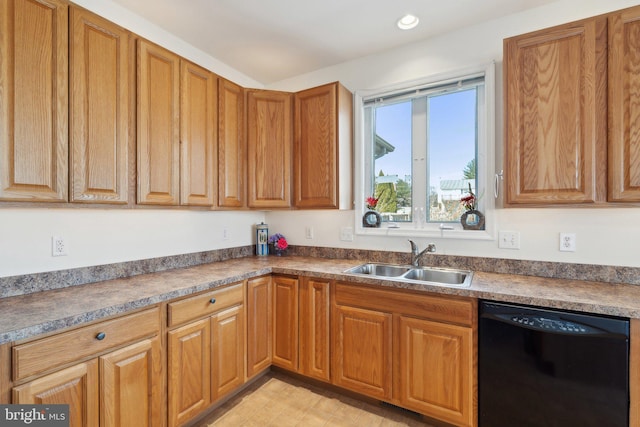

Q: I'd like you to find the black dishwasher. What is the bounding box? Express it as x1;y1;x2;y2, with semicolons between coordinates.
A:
479;300;629;427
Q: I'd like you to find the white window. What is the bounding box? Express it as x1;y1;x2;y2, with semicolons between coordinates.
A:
354;63;495;239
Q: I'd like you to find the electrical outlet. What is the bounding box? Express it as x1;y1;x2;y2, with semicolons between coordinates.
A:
222;226;229;240
305;226;314;239
52;236;67;256
340;227;354;242
498;231;520;249
559;233;576;252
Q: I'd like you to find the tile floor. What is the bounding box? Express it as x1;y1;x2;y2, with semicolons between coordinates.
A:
192;371;438;427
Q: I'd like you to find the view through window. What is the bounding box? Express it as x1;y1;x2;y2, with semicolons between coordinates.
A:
364;76;483;227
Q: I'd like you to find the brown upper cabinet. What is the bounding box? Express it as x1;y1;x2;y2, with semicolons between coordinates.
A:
294;82;353;209
0;0;68;202
70;8;132;204
505;5;640;206
246;90;293;209
218;78;246;208
137;39;181;205
608;6;640;202
180;60;217;206
504;16;607;205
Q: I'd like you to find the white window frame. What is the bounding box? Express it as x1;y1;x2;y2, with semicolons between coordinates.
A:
353;62;496;240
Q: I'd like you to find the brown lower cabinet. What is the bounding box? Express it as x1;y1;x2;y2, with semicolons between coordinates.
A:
167;282;245;427
11;307;163;427
4;275;479;427
332;282;476;427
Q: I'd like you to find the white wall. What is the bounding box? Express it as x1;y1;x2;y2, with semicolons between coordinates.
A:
265;0;640;269
3;0;640;277
0;0;267;278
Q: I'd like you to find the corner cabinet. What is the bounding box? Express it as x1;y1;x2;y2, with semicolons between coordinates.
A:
608;5;640;202
137;39;180;205
504;16;608;205
246;90;293;208
272;276;299;371
332;282;477;427
218;78;246;208
294;82;353;209
0;0;68;202
246;276;272;378
12;308;163;427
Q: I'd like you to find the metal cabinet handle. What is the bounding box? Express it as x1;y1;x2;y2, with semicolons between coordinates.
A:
96;332;106;341
210;298;216;304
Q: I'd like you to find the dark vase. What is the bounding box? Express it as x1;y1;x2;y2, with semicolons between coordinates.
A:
460;209;485;230
362;210;382;228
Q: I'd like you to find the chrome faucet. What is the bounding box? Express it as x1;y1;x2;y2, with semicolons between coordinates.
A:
408;240;436;267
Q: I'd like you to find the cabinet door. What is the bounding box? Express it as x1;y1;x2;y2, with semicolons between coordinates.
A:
180;60;217;206
211;305;245;401
299;278;330;382
608;6;640;202
100;337;163;427
398;316;474;426
13;360;99;427
0;0;68;202
246;276;272;377
504;18;607;205
167;319;211;427
294;83;338;208
218;78;245;208
70;8;130;204
272;276;299;371
137;39;180;205
332;305;392;400
247;90;292;208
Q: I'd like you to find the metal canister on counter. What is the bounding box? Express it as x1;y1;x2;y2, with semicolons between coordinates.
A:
256;222;269;256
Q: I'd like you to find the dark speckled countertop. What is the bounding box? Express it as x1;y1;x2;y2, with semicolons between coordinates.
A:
2;255;640;345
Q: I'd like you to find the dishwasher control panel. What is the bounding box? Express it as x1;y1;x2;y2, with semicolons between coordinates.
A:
510;316;591;333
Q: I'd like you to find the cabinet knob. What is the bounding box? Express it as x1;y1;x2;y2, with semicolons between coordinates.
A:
96;332;106;341
210;298;216;304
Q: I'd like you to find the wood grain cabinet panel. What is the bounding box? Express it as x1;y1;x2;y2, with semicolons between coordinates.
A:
13;360;99;427
398;316;474;427
0;0;68;202
70;8;131;204
246;276;272;378
504;17;607;205
608;5;640;202
332;304;392;400
294;82;352;209
218;78;245;208
211;305;245;401
137;39;180;205
180;60;217;206
272;276;299;371
168;318;211;427
247;90;292;208
299;277;330;382
100;337;162;427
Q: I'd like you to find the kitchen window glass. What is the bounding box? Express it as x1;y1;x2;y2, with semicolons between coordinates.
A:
356;63;495;238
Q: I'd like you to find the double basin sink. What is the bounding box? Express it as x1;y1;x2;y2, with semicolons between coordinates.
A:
343;263;473;287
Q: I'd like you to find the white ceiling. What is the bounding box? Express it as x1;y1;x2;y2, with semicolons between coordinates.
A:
111;0;558;85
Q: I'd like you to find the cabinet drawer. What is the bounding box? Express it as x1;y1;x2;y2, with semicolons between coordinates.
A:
168;282;244;327
334;282;475;327
13;307;160;382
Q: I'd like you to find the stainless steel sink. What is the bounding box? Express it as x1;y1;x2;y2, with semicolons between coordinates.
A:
402;267;470;285
344;263;411;277
343;263;473;287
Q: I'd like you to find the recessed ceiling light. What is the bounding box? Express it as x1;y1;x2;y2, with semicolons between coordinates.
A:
397;14;419;30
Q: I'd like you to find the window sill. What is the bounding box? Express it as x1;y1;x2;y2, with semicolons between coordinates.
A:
355;223;495;241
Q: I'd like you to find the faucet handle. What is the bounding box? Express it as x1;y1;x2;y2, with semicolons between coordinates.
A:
408;239;418;254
